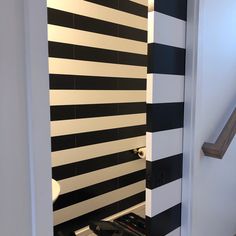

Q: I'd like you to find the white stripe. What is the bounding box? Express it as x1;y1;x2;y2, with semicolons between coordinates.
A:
51;114;146;137
48;25;147;55
129;0;148;6
50;90;146;105
47;0;147;30
146;179;182;217
49;58;147;78
166;227;181;236
147;74;184;103
54;181;145;225
146;128;183;161
148;12;186;48
52;136;146;167
59;159;145;194
148;10;155;43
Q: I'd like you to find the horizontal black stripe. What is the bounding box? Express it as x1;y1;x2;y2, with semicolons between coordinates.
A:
154;0;187;21
147;103;184;132
52;150;141;180
50;103;146;121
50;74;146;90
53;170;145;210
148;43;186;75
85;0;147;18
48;41;147;66
146;204;181;236
118;191;145;214
54;192;145;234
51;125;146;152
48;8;147;42
146;154;183;189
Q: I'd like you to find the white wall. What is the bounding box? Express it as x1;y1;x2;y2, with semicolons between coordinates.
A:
187;0;236;235
0;1;32;235
0;0;53;236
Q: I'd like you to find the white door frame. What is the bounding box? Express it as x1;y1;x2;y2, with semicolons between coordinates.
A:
24;0;53;235
181;0;201;235
24;0;201;235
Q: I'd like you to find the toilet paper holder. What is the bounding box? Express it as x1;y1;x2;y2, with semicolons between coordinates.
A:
133;147;146;159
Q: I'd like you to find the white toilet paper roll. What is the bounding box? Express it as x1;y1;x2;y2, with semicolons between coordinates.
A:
137;147;146;159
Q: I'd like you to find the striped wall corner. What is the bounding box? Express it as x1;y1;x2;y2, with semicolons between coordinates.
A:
146;0;187;235
47;0;148;234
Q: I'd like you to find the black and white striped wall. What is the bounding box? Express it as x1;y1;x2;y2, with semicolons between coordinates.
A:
146;0;187;235
47;0;148;234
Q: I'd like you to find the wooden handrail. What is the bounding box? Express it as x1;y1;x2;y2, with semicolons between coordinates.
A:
202;107;236;159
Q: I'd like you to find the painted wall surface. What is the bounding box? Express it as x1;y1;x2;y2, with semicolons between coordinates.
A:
47;1;147;234
190;0;236;235
0;1;32;235
146;0;187;235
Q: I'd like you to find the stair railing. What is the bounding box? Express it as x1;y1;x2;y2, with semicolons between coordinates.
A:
202;107;236;159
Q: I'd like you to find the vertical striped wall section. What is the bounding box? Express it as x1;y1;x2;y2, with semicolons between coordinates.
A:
47;0;148;234
146;0;187;235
